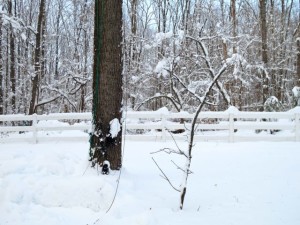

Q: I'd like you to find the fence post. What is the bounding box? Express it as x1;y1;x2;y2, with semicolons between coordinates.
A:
229;113;234;142
296;113;300;142
161;112;167;142
32;113;38;144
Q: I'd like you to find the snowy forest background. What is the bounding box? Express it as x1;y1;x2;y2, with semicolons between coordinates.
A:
0;0;300;116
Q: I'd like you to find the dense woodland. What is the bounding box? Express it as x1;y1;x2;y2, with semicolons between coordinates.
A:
0;0;300;115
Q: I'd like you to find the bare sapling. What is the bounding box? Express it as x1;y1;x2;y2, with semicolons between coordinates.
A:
179;63;227;209
152;62;228;210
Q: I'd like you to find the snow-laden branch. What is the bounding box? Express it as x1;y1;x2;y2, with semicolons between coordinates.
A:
186;35;231;106
170;71;203;102
40;85;78;111
170;71;220;107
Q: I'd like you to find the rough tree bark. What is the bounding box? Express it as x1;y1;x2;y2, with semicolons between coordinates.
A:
0;12;3;116
89;0;123;170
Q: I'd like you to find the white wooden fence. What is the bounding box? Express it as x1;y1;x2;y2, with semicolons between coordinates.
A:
0;110;299;143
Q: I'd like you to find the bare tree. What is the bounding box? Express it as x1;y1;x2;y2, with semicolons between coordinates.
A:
54;0;62;80
231;0;237;54
152;37;234;209
130;0;138;63
29;0;46;115
259;0;269;104
179;61;228;210
8;0;16;113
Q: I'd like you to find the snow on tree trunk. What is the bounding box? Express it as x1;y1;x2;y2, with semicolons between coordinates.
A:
293;86;300;107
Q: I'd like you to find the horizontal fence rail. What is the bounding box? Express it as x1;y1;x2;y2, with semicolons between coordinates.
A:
0;110;300;143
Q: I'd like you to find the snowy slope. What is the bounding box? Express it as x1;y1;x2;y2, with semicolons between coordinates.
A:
0;141;300;225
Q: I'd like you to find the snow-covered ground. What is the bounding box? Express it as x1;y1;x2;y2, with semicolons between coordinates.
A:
0;140;300;225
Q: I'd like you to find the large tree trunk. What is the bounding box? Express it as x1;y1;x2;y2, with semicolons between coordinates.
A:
0;12;3;117
259;0;269;104
89;0;123;171
29;0;46;115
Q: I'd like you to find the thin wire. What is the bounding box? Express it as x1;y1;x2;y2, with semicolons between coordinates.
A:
92;78;129;225
92;0;128;219
103;70;129;215
104;120;127;214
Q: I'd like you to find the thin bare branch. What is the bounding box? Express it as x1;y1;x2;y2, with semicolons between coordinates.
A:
152;157;180;192
166;129;188;157
171;160;193;174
